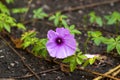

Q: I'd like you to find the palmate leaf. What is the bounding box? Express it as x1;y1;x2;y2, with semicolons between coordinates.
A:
33;8;48;19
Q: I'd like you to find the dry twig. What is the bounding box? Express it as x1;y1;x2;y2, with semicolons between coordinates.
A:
93;65;120;80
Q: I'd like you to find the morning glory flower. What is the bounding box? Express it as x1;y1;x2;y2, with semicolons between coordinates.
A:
46;28;76;59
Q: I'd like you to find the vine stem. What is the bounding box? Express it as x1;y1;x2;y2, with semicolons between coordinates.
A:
53;59;120;80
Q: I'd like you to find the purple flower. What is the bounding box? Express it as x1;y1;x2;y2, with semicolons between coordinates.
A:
46;28;76;59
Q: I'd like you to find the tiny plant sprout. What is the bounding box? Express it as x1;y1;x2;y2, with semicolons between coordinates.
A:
103;36;120;55
49;12;68;27
33;8;48;19
87;31;104;46
105;11;120;34
89;11;103;27
67;25;81;35
12;8;28;14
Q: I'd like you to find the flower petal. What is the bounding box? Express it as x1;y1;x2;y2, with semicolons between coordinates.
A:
56;28;70;37
64;36;76;50
55;45;75;58
47;30;57;40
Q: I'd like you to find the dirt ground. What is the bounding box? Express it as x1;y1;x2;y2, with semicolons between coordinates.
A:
0;0;120;80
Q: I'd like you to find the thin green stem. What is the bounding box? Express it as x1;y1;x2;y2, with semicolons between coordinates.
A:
84;37;90;54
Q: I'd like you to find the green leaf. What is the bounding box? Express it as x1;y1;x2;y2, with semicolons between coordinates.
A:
93;38;101;46
16;23;26;30
76;57;83;64
3;23;10;32
12;8;28;14
107;17;116;25
33;8;48;19
71;29;81;35
96;17;103;26
41;49;48;58
116;44;120;55
89;57;96;65
70;59;76;72
107;43;116;52
63;56;74;63
82;60;89;67
61;20;68;28
54;18;59;26
5;0;14;4
0;2;10;15
103;38;115;44
61;15;68;19
49;15;55;20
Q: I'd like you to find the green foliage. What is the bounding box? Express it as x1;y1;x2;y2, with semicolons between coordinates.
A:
12;8;28;14
32;39;48;58
67;25;81;35
21;31;37;48
89;12;103;27
33;8;48;19
0;2;10;15
82;56;98;67
21;31;48;58
63;51;87;72
105;11;120;25
0;13;26;32
5;0;15;4
88;31;104;46
49;12;68;27
103;36;120;55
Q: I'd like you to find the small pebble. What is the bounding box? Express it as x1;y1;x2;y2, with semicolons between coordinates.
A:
41;73;46;76
56;76;61;80
78;10;83;14
110;3;114;7
10;63;15;67
0;56;4;58
42;4;50;10
0;50;2;52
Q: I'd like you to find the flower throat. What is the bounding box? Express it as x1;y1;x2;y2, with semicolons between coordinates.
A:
55;37;63;45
